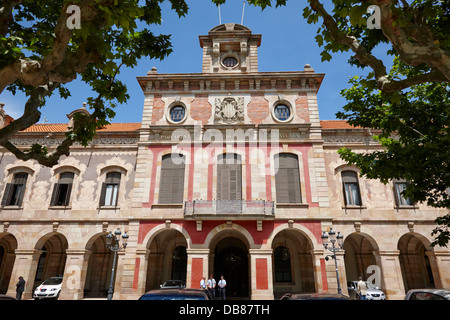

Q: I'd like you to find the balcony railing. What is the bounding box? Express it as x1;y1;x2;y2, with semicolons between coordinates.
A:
184;200;274;216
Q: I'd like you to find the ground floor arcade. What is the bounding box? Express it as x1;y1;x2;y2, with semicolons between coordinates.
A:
0;219;449;300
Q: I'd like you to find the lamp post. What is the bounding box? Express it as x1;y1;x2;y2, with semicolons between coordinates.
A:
105;228;129;300
321;228;344;294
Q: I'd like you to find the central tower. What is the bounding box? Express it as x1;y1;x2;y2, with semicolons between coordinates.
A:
199;23;262;73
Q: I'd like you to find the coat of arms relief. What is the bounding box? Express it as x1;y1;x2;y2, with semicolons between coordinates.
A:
214;97;245;124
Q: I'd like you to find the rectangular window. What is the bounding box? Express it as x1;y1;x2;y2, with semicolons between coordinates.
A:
342;171;362;206
394;182;413;206
159;154;185;204
275;154;302;203
217;154;242;201
104;184;119;206
1;172;28;207
50;172;74;206
99;172;121;206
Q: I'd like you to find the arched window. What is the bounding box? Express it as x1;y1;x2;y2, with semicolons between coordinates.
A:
217;154;242;201
274;246;292;283
342;171;362;206
100;172;122;206
275;153;302;203
50;172;74;206
1;172;28;207
159;154;186;204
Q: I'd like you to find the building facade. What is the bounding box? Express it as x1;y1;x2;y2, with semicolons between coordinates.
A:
0;24;449;300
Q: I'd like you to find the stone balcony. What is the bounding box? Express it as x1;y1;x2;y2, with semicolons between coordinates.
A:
184;200;275;220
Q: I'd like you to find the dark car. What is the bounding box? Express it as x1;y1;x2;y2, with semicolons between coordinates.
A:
139;288;210;300
404;289;450;300
0;294;17;300
280;292;350;300
160;280;186;288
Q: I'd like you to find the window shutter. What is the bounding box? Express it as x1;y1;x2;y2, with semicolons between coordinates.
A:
275;154;301;203
1;183;13;206
16;185;26;207
99;183;107;206
159;154;185;204
64;184;73;206
50;184;60;206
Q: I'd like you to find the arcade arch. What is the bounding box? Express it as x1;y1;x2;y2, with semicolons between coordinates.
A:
145;229;188;292
0;233;17;294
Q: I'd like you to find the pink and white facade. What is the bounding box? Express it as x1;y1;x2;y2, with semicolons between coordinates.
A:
0;24;449;300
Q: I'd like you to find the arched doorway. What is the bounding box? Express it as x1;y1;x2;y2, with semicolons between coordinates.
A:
146;229;188;292
398;234;436;292
34;233;68;292
271;229;315;298
0;233;17;294
84;234;116;298
343;233;378;283
213;236;249;299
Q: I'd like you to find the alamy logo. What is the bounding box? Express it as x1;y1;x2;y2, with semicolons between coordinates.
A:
66;5;81;30
367;5;381;29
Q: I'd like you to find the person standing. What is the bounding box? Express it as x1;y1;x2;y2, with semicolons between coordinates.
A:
16;276;25;300
200;276;206;289
207;274;216;300
357;276;367;300
218;275;227;300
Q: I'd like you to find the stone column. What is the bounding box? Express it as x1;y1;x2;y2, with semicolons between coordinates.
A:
132;248;150;299
186;249;209;289
311;249;325;293
428;251;450;289
6;249;41;300
374;250;405;300
249;249;273;300
59;249;91;300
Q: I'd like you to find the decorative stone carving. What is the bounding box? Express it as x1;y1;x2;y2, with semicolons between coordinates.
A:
214;97;245;124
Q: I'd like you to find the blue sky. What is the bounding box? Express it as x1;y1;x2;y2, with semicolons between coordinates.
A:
1;0;371;124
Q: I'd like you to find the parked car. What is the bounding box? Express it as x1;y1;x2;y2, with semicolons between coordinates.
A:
33;276;63;300
280;292;350;300
0;294;16;300
139;288;210;300
404;289;450;300
160;280;186;288
347;281;386;300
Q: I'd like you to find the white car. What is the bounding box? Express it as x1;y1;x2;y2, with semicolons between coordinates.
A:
347;281;386;300
33;277;63;300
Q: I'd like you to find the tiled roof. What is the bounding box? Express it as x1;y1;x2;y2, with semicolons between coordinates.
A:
20;121;360;132
320;120;361;129
21;123;141;133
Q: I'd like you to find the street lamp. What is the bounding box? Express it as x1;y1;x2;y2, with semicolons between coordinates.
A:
321;228;344;294
105;228;129;300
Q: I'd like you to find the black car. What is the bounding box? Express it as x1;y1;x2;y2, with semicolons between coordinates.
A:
404;289;450;300
280;292;350;300
160;280;186;288
139;288;210;300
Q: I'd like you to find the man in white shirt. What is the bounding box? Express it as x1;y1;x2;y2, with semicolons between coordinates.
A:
207;274;216;300
357;276;367;300
200;276;206;289
218;275;227;300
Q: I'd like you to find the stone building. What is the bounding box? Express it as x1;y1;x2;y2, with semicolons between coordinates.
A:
0;24;449;300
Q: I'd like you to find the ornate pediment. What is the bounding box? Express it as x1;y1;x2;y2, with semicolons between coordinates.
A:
214;97;245;124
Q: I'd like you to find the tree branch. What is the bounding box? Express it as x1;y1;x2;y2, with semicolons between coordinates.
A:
0;0;22;36
308;0;449;93
371;0;450;81
0;81;75;167
0;2;100;94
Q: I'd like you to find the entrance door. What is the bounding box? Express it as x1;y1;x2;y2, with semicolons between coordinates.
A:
214;238;249;298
